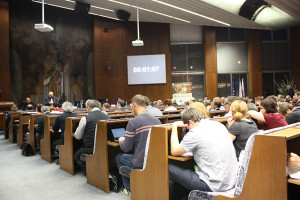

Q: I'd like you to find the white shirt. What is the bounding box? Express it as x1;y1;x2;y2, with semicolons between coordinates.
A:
164;106;177;111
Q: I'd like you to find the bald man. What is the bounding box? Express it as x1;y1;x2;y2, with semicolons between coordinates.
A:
44;91;58;106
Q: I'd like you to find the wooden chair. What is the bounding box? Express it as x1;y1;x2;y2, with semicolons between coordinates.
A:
40;115;59;163
28;113;43;153
0;101;14;132
9;112;20;143
17;113;30;147
86;119;129;192
59;117;82;175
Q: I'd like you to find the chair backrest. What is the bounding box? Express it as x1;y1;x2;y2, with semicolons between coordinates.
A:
233;132;258;196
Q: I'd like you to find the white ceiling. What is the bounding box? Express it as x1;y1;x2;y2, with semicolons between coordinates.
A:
34;0;300;30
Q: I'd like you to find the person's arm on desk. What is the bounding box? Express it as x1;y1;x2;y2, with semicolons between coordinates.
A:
74;117;86;139
288;153;300;169
171;121;187;156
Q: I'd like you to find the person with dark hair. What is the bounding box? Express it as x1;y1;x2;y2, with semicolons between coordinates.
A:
278;102;293;119
21;97;34;110
116;99;126;112
210;97;225;111
74;100;110;173
164;99;177;111
116;94;161;195
75;99;86;108
53;102;63;111
248;98;288;130
171;99;178;106
36;104;43;113
169;108;237;200
287;85;294;99
224;96;239;117
286;100;300;125
294;92;300;107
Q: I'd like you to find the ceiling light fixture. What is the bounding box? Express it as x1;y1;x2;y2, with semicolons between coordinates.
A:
132;1;144;47
107;0;191;23
34;0;54;32
152;0;230;26
89;12;120;20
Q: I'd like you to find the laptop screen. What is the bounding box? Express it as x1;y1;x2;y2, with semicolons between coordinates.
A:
111;128;126;139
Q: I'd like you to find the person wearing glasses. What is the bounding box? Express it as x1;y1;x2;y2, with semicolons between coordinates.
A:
248;98;287;130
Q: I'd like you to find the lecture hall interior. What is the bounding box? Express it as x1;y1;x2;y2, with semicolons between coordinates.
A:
0;0;300;200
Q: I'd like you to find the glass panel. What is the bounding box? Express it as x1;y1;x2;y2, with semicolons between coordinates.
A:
216;27;229;42
217;42;248;73
275;72;290;95
230;28;245;41
232;73;247;97
261;43;273;70
273;29;288;41
171;45;186;72
187;44;204;72
262;73;274;97
260;30;272;41
273;42;290;70
218;74;231;98
188;74;205;99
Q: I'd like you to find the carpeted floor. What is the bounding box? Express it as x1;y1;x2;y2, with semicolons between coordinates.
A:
0;131;130;200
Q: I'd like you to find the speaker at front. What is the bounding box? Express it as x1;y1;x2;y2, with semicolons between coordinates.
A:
116;10;131;21
74;1;90;14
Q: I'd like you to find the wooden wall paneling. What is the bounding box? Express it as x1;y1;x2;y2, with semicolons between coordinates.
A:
247;29;263;99
0;0;10;101
290;26;300;90
204;26;218;99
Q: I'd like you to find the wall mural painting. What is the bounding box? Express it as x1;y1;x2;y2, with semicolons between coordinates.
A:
9;2;94;105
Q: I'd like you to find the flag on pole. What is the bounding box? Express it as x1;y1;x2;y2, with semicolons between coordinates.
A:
241;78;245;97
239;78;242;98
232;76;236;96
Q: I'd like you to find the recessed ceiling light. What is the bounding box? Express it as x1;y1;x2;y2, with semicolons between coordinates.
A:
152;0;230;26
107;0;191;23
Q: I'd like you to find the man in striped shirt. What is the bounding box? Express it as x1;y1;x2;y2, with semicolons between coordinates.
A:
116;94;161;195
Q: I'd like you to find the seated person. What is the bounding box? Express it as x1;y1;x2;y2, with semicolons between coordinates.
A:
102;103;110;111
224;96;239;118
278;102;293;119
21;97;34;110
145;96;163;117
189;102;209;119
74;100;110;173
156;100;163;107
116;94;161;195
171;99;178;106
75;99;86;108
36;106;53;151
163;99;177;111
5;104;19;140
116;99;127;112
52;102;79;156
26;104;35;111
44;91;58;106
285;92;300;124
210;97;225;111
227;100;258;159
288;153;300;169
36;104;43;113
53;102;63;112
248;98;288;130
169;108;238;200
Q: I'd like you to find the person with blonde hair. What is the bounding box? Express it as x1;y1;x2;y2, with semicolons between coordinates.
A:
189;102;209;119
227;100;258;159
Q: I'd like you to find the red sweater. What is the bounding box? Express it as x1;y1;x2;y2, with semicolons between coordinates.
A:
263;113;288;130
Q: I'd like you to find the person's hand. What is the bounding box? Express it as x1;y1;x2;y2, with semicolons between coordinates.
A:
288;153;300;169
118;137;125;142
172;121;187;128
49;101;54;104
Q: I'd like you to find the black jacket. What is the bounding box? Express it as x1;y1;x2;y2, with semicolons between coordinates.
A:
52;112;79;140
36;112;54;137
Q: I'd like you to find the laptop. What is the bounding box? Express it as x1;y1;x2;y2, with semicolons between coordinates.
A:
111;128;126;142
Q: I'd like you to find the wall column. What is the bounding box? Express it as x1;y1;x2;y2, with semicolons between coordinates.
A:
290;26;300;91
0;0;10;101
247;29;263;99
204;26;218;99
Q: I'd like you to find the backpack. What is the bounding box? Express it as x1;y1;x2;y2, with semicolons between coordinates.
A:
21;142;34;156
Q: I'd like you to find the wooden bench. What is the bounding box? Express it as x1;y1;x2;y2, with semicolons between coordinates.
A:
130;124;296;200
17;112;31;147
8;112;20;143
162;110;183;115
86;119;130;192
209;110;227;118
27;113;43;153
59;117;83;175
0;101;14;132
40;115;59;163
